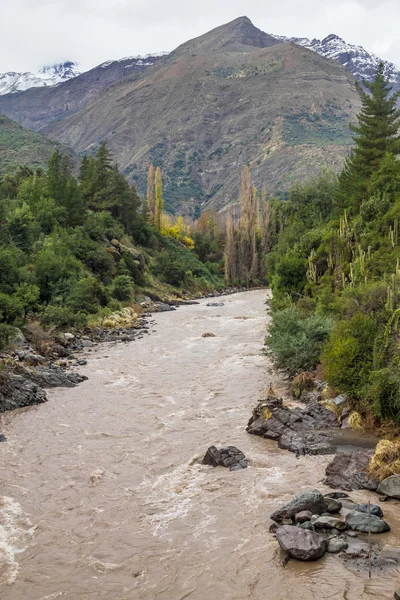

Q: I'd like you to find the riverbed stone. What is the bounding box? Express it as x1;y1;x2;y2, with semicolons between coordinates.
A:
324;492;350;499
324;450;379;491
345;509;390;533
355;503;384;518
206;302;224;307
270;489;327;523
313;516;348;530
324;497;343;513
276;525;327;561
379;546;400;561
295;510;313;524
327;538;349;553
202;446;248;471
377;475;400;499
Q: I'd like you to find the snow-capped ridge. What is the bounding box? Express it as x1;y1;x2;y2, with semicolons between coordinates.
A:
0;61;82;95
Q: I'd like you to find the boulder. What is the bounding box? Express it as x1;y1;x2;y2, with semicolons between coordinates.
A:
327;538;349;553
276;525;327;561
355;503;383;518
378;475;400;499
64;332;75;341
270;489;327;523
81;339;93;348
295;510;313;524
247;400;339;456
312;516;348;531
206;302;224;307
155;303;176;312
202;446;248;471
0;433;7;442
334;394;347;406
345;509;390;533
52;344;69;358
324;450;379;491
324;497;342;513
0;374;47;413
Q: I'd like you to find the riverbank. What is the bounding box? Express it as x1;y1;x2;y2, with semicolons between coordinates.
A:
1;291;400;599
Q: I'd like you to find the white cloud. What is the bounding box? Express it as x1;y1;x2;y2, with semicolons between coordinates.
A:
1;0;399;72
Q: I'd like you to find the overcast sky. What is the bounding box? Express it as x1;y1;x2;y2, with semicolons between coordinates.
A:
1;0;400;72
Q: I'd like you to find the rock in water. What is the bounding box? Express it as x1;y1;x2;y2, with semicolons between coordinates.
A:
0;433;6;442
324;497;342;513
206;302;224;307
312;516;348;530
345;509;390;533
324;450;379;491
270;489;327;523
202;446;248;471
378;475;400;499
276;525;327;561
0;374;47;413
327;538;349;553
356;503;383;518
324;492;350;499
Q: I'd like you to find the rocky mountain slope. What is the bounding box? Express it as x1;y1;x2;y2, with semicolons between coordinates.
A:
0;55;163;131
40;17;360;213
0;113;77;174
0;17;363;212
0;61;82;95
275;33;400;93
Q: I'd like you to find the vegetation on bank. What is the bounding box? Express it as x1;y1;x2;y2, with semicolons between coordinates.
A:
265;64;400;427
0;142;226;349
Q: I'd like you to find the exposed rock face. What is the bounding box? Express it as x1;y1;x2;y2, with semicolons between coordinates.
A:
324;450;379;491
276;526;327;561
345;509;391;533
0;373;47;413
247;400;339;455
20;367;88;389
377;475;400;499
202;446;248;471
270;489;327;523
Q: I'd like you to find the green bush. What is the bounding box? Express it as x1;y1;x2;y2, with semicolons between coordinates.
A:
272;255;307;298
0;323;17;350
366;368;400;422
40;304;85;328
66;277;106;314
111;275;134;301
266;307;333;375
321;314;377;398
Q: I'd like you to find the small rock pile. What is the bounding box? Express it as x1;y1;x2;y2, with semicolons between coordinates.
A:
202;446;248;471
270;489;393;563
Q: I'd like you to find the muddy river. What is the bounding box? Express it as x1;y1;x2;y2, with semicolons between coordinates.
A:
1;290;400;599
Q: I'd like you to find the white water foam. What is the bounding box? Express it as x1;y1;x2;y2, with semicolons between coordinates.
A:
0;496;35;585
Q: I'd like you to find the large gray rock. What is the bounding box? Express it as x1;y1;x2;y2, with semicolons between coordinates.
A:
378;475;400;499
379;546;400;561
324;450;379;491
202;446;248;471
356;503;383;518
270;489;327;523
0;373;47;413
247;400;339;456
276;525;327;561
345;509;390;533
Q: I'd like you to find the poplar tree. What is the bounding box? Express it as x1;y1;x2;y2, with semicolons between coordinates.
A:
224;212;236;285
154;166;163;231
146;164;155;220
340;63;400;209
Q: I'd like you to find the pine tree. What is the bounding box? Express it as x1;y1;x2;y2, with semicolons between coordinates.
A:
340;63;400;209
154;166;163;231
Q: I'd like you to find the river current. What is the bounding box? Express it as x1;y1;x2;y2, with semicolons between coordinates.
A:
1;290;400;599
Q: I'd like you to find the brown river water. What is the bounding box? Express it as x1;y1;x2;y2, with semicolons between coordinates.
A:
1;290;400;600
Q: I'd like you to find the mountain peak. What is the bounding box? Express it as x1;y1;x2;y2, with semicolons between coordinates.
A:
171;16;278;58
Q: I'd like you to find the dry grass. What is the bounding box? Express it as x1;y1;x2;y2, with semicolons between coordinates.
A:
23;321;55;356
348;411;363;430
292;372;314;398
369;439;400;481
262;407;273;420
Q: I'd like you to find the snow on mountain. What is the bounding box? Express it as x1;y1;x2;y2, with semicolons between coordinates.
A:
0;61;82;95
99;52;168;69
274;33;400;91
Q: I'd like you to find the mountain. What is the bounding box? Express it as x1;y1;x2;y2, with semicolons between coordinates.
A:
0;61;82;95
39;17;360;213
0;17;361;213
275;33;400;93
0;55;163;131
0;113;77;174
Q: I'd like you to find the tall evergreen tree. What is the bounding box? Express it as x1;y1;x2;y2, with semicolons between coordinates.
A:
340;63;400;209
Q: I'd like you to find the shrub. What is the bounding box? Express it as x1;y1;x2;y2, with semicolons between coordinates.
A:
66;277;106;314
0;324;17;350
272;255;307;298
40;305;84;328
321;314;376;398
366;368;400;422
111;275;134;301
266;307;333;375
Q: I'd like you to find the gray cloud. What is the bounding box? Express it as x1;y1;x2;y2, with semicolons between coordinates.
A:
1;0;399;72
